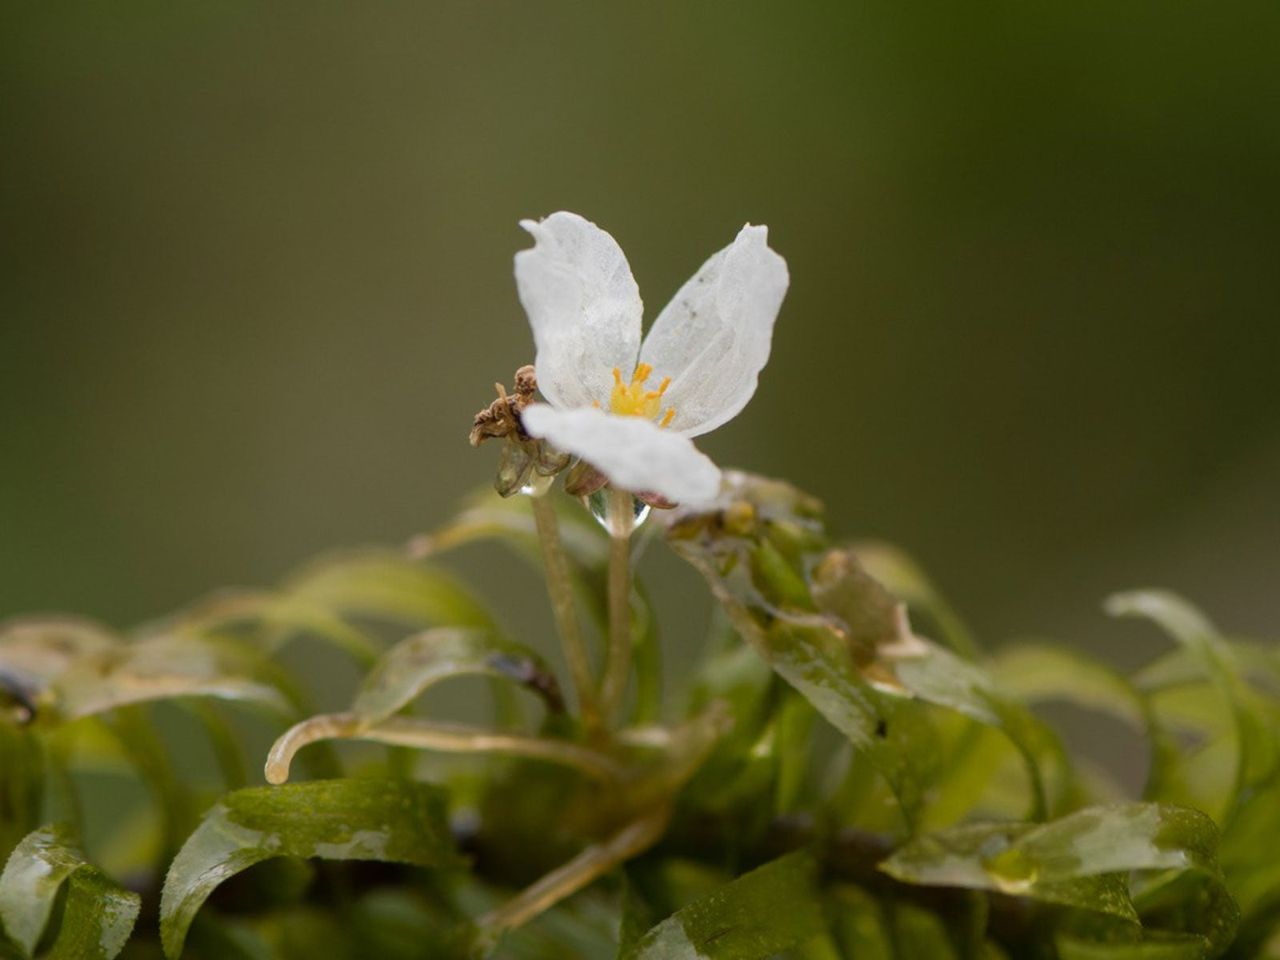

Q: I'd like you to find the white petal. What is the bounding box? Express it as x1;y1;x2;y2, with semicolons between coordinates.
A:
638;224;788;437
514;212;643;410
521;404;722;506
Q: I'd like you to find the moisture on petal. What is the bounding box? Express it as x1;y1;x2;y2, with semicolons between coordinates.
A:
638;224;788;437
521;404;722;506
515;212;644;410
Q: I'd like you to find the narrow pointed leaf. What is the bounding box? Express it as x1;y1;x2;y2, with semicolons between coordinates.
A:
352;627;563;722
1107;591;1278;821
0;617;118;716
158;588;383;663
991;645;1146;730
159;779;459;959
992;644;1181;804
283;551;496;631
620;851;824;959
52;634;291;720
412;490;608;569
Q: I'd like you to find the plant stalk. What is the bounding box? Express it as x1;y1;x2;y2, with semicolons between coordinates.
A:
530;492;601;733
478;806;670;935
264;712;624;784
600;487;635;727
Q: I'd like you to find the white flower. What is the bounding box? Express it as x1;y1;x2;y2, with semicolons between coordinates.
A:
514;212;789;507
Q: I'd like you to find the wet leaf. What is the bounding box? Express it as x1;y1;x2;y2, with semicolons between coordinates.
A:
0;617;118;719
158;588;383;664
667;475;1059;829
43;866;142;960
882;803;1229;935
1108;591;1278;822
811;548;1064;820
0;823;139;959
283;551;496;632
992;645;1182;804
665;474;932;828
991;645;1146;730
263;628;583;784
51;634;292;720
620;851;824;959
412;489;608;569
352;627;563;722
159;779;459;959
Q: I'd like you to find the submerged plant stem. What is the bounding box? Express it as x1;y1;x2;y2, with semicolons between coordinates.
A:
530;493;601;733
478;806;670;936
601;487;634;727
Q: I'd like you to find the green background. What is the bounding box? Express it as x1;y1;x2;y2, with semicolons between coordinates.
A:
4;2;1278;663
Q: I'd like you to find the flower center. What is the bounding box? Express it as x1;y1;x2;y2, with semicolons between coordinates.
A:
604;363;675;426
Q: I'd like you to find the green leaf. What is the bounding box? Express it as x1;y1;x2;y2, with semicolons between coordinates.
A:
159;779;459;959
882;803;1229;935
160;587;384;664
0;617;118;717
413;489;608;569
43;867;142;960
352;627;563;722
992;644;1179;805
620;851;825;959
0;726;43;863
1107;591;1278;822
51;634;292;720
284;551;496;631
810;548;1064;821
826;885;895;960
885;823;1137;922
0;823;140;959
1055;935;1208;959
665;475;933;830
991;645;1146;730
262;627;595;785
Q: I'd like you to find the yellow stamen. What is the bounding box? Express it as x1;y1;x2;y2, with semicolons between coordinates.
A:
607;365;676;426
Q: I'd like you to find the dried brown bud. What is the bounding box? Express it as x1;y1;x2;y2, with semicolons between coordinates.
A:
469;365;539;446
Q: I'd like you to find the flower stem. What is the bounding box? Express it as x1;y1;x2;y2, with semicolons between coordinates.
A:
530;492;601;733
600;487;634;727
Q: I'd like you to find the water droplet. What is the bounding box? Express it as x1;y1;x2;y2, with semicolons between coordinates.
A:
585;489;650;533
983;847;1038;894
494;438;534;497
520;471;555;497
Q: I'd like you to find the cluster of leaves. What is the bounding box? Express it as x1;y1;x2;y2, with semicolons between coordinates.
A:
2;473;1278;958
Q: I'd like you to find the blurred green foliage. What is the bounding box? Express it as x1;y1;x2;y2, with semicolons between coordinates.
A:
3;475;1278;957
